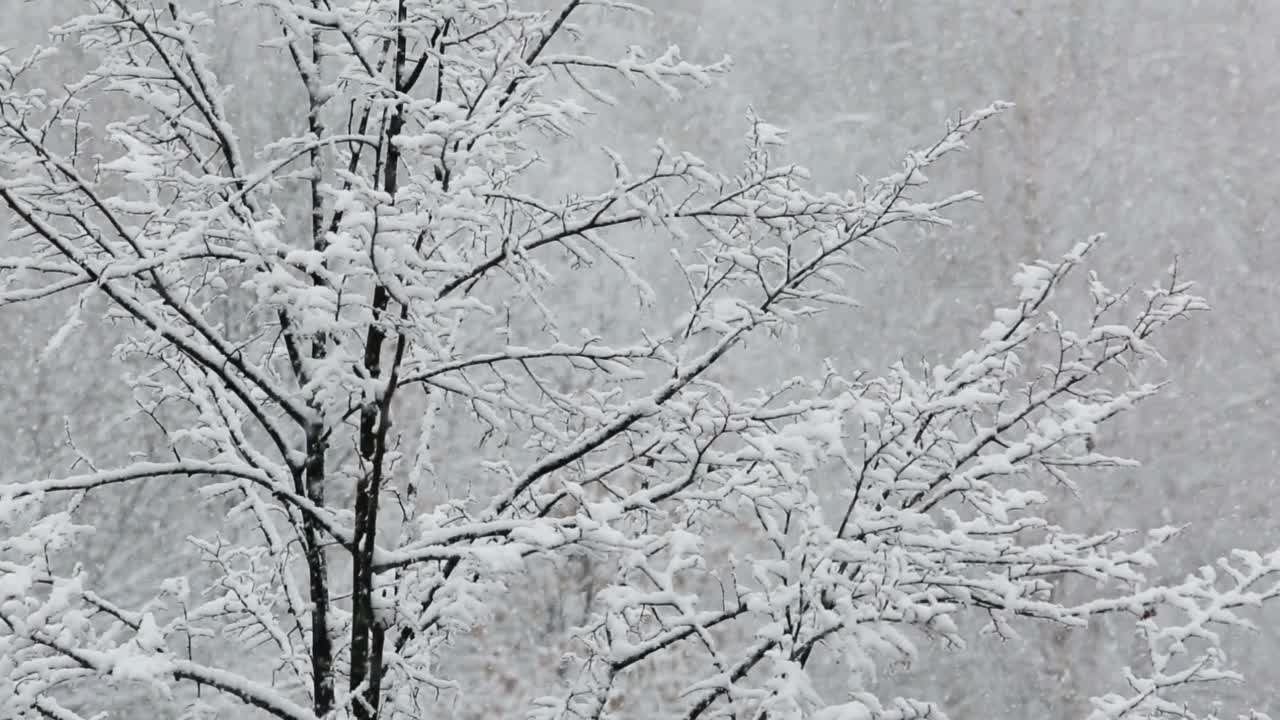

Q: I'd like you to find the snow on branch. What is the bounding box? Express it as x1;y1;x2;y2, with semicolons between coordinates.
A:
0;2;1270;720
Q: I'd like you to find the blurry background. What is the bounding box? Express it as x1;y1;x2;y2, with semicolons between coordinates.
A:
3;1;1278;717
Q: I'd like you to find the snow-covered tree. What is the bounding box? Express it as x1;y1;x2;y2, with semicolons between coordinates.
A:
1;3;1276;719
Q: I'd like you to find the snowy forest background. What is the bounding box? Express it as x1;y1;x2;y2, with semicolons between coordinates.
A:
2;1;1279;718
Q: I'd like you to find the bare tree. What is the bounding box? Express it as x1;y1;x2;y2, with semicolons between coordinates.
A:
1;3;1276;719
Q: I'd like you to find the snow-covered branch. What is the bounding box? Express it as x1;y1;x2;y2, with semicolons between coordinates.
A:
1;2;1273;720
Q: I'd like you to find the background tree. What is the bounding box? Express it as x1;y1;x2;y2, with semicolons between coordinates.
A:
2;2;1278;720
